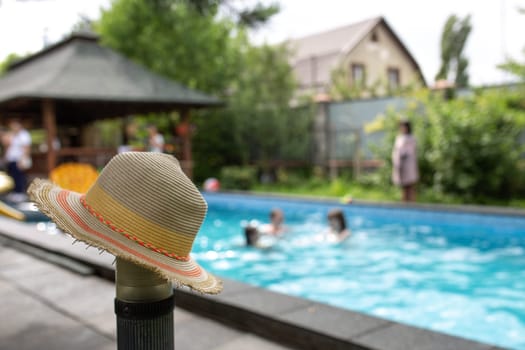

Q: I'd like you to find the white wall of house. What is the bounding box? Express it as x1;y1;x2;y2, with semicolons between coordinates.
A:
344;24;423;95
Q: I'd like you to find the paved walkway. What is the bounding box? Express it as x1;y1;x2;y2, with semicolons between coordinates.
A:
0;244;291;350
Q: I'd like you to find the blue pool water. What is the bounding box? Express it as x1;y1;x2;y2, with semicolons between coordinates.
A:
193;193;525;350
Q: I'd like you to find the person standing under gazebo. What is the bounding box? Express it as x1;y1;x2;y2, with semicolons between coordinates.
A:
146;124;165;153
4;119;32;202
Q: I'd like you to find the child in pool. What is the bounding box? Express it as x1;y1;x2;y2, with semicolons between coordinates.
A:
325;208;351;243
259;208;286;236
244;225;275;249
244;225;259;246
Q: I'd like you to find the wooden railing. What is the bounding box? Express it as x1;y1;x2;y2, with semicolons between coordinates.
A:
30;148;117;176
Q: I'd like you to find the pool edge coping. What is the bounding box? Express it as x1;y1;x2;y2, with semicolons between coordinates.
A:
214;190;525;218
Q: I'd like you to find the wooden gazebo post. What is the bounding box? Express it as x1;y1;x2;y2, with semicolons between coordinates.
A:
180;108;193;179
42;99;57;175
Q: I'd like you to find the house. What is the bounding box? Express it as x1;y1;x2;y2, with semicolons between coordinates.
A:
287;16;426;99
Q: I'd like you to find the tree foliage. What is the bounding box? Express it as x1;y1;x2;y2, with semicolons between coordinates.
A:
0;53;24;76
329;63;414;101
377;89;525;201
499;58;525;80
96;0;310;181
329;65;369;100
191;42;311;179
230;45;309;163
499;8;525;80
182;0;279;28
97;0;241;93
435;14;472;88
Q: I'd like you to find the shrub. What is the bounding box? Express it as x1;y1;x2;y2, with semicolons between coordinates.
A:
376;89;525;200
220;166;257;190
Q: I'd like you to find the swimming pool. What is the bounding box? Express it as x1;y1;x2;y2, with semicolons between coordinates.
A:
193;193;525;350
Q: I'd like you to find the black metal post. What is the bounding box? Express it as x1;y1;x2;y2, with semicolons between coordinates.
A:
115;257;174;350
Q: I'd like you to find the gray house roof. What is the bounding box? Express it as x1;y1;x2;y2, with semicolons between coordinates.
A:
0;34;221;122
289;17;381;63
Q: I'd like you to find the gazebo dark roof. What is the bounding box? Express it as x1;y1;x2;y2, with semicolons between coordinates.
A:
0;33;220;122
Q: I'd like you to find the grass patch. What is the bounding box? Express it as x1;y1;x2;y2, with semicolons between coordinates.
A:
254;178;398;202
252;178;525;209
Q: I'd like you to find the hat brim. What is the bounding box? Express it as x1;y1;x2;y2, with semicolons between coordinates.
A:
28;179;222;294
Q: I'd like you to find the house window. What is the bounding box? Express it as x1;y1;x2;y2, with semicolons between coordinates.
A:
371;31;378;42
387;68;400;90
351;63;366;86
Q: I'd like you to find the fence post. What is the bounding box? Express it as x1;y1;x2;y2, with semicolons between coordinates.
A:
115;257;174;350
353;130;361;179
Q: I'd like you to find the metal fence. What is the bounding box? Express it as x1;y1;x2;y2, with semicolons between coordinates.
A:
322;96;407;177
248;96;408;177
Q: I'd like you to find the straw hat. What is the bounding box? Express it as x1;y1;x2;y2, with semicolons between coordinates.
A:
28;152;222;294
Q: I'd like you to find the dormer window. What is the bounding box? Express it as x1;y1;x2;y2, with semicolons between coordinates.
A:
371;31;379;42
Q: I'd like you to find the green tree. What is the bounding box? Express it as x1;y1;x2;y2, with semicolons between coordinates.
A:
435;14;472;88
70;14;95;34
96;0;307;181
229;43;298;162
499;8;525;80
192;41;310;179
182;0;279;28
499;58;525;80
73;0;279;35
329;65;365;100
377;89;525;202
97;0;242;93
0;53;24;76
328;64;409;101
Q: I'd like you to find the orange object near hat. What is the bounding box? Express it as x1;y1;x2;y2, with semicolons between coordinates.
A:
28;152;222;294
50;163;99;193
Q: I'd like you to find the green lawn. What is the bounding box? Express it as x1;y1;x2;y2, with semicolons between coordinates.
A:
253;180;398;202
252;179;525;209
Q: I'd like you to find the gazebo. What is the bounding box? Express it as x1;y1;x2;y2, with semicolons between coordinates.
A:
0;33;220;178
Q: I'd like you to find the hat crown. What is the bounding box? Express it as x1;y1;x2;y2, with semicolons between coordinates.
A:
84;152;207;257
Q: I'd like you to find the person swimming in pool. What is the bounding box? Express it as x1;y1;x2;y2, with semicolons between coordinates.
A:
244;224;276;249
259;208;287;236
244;225;259;246
325;208;351;243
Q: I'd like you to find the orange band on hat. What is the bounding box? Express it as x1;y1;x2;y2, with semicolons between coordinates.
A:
55;191;202;277
85;184;195;256
79;195;191;262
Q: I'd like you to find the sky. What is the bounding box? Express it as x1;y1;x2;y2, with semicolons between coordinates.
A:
0;0;524;85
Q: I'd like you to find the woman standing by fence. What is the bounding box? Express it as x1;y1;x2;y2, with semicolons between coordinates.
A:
392;120;419;202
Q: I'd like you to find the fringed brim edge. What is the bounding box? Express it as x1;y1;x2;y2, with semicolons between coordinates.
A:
28;179;223;295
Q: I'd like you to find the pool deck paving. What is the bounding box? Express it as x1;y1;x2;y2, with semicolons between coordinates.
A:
0;245;290;350
0;215;510;350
